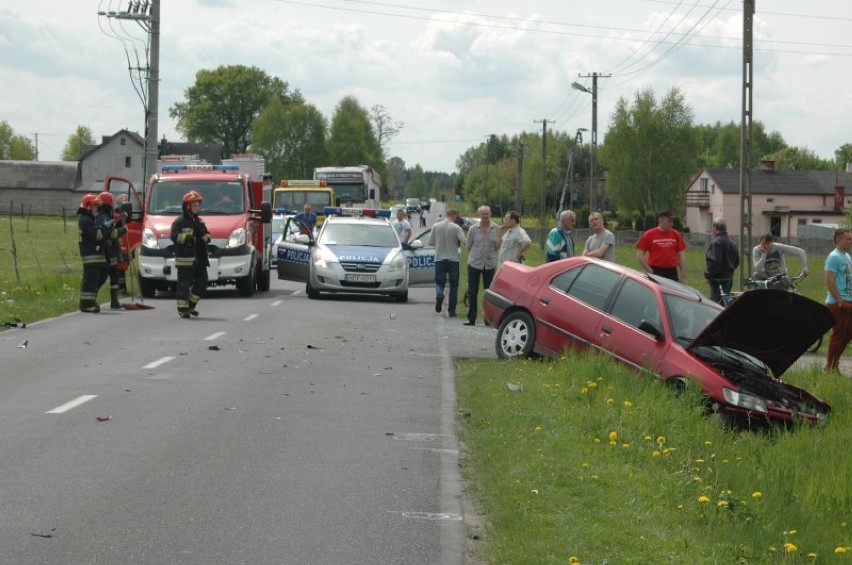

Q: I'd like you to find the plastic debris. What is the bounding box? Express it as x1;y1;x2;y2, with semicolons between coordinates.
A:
507;382;526;392
17;340;28;349
31;529;56;538
208;345;220;351
96;415;111;422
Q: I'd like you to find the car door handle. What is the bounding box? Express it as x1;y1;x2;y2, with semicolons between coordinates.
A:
539;296;550;305
601;325;612;334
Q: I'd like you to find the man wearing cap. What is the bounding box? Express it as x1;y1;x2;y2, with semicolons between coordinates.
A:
636;210;687;283
704;217;739;303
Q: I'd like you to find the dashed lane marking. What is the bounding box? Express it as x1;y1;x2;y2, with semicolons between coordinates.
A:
243;314;259;322
46;395;98;414
271;300;283;306
205;332;226;341
143;356;175;370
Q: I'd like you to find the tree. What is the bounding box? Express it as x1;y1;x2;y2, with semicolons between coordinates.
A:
385;156;407;200
0;121;36;160
406;165;429;199
169;65;301;157
598;87;699;218
252;98;328;180
369;104;404;153
326;95;384;170
61;125;95;161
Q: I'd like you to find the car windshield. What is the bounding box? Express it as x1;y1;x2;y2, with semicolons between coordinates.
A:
148;180;244;215
320;223;399;247
665;294;720;342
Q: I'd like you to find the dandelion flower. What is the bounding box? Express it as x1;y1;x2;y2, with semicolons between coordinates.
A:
717;500;729;508
698;495;710;503
752;491;763;500
657;436;666;445
652;450;661;457
593;438;601;444
644;435;652;441
569;556;580;564
623;400;633;408
607;398;614;405
783;542;798;553
534;426;542;432
622;443;630;449
835;547;847;554
608;431;618;442
807;552;817;558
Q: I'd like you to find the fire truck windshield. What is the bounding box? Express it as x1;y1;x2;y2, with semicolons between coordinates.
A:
148;181;244;214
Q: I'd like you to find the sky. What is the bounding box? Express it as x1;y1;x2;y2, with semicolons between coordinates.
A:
1;0;851;173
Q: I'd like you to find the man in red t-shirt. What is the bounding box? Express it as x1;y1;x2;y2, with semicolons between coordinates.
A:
636;210;687;283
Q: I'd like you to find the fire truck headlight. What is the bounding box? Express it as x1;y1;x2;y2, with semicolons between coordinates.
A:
226;228;247;249
142;228;159;249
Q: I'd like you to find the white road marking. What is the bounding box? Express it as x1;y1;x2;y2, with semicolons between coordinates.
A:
205;332;226;341
46;395;98;414
271;300;283;306
143;356;175;369
388;511;463;521
243;314;259;322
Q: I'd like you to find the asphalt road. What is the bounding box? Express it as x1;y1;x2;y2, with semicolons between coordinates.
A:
0;275;495;564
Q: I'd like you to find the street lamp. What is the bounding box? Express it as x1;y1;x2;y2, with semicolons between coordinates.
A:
572;79;598;210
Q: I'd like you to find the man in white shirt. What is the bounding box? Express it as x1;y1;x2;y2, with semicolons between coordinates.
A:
391;207;412;249
583;211;616;261
497;210;531;266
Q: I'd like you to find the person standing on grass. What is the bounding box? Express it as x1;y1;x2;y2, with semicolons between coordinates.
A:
428;209;466;317
824;227;852;371
545;210;576;262
704;217;740;304
582;211;615;262
497;210;531;266
464;205;500;326
636;210;687;283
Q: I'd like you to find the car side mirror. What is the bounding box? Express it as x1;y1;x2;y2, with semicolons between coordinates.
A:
638;320;664;341
295;234;311;245
409;240;423;250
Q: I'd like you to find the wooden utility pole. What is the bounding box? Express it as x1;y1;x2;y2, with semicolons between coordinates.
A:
535;119;550;249
739;0;755;288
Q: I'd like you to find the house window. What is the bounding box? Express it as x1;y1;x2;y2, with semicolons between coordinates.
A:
700;178;708;193
812;219;822;224
797;219;806;226
120;137;126;146
766;198;774;203
125;156;131;168
710;183;715;195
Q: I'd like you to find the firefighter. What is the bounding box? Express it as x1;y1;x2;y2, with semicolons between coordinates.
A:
77;193;105;313
96;191;127;309
171;190;211;318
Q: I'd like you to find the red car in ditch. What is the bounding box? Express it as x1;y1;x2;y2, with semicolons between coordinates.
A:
482;257;834;430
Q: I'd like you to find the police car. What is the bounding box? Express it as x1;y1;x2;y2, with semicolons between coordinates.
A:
276;207;436;302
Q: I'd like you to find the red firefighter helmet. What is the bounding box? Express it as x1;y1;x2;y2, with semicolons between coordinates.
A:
80;193;100;211
182;190;203;209
98;191;114;207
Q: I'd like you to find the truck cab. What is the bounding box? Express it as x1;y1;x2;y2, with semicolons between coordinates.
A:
104;163;273;298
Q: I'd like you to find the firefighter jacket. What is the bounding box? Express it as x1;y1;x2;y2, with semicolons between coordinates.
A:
170;209;211;269
96;205;127;264
78;208;105;266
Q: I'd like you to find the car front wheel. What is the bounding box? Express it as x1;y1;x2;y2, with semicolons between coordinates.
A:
496;311;536;359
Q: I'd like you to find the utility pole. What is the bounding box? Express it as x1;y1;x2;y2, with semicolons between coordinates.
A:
535;119;550;249
573;73;610;210
98;0;160;200
515;140;525;213
738;0;755;289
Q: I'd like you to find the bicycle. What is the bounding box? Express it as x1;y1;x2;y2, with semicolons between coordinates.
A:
719;273;822;352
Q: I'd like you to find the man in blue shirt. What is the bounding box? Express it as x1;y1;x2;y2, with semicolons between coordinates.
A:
294;203;317;235
824;227;852;371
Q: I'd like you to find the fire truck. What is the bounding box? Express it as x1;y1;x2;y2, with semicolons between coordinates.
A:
103;155;273;298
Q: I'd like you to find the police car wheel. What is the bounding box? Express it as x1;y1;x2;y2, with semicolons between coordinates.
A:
306;281;320;299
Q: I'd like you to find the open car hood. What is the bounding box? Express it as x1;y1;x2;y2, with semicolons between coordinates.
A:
688;289;835;376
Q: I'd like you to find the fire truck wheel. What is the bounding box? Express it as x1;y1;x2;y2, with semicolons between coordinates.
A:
257;268;271;292
236;269;256;297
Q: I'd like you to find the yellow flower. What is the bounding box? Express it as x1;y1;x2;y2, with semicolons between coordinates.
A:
695;458;705;464
807;552;817;558
704;440;713;445
717;500;729;508
783;542;797;553
623;400;632;408
652;450;661;457
581;462;589;469
593;438;601;444
569;557;580;564
608;431;618;442
644;435;652;441
580;387;589;394
656;436;666;445
622;443;630;449
607;398;614;405
835;547;847;554
752;491;763;500
698;495;710;503
534;426;542;431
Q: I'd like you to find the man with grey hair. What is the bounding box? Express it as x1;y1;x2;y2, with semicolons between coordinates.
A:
545;210;576;262
583;211;615;261
704;217;740;304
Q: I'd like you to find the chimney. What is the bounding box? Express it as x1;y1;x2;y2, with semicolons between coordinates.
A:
759;160;776;172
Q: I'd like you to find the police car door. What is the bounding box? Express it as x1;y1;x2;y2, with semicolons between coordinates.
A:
276;217;311;282
407;227;436;286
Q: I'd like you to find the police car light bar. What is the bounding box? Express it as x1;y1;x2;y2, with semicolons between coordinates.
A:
161;164;241;173
324;206;391;218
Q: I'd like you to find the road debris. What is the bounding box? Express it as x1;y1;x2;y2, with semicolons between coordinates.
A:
507;382;526;392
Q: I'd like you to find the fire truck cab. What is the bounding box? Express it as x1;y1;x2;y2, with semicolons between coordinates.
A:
104;160;273;298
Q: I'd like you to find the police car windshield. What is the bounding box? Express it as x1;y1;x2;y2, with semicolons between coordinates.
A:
320;223;399;247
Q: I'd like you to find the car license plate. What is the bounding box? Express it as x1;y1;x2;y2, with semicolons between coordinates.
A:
345;274;376;283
